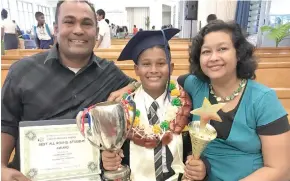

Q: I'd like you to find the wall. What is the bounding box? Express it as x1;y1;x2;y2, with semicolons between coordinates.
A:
162;12;171;26
176;0;237;38
270;0;290;15
197;0;237;30
92;0;164;30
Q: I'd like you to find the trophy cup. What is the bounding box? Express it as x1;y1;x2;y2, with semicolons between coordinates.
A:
76;100;136;181
182;98;225;181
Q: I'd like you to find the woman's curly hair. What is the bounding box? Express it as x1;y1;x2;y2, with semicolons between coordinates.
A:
189;20;257;82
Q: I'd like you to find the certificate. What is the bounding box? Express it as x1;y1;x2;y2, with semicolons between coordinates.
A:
19;119;101;181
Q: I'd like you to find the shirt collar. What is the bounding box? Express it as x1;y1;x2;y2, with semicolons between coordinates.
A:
44;44;104;69
143;88;167;112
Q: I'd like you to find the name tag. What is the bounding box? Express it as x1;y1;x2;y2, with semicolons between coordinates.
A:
19;119;101;181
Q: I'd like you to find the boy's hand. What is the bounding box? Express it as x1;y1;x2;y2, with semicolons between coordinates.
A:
184;155;206;181
101;150;124;171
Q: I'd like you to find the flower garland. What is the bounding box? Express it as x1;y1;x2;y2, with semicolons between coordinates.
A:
121;80;182;140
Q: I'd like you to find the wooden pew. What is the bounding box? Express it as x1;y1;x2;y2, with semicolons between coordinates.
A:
254;47;290;54
2;49;290;119
4;45;190;56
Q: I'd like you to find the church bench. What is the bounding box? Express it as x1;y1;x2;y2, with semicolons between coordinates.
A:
3;44;190;56
108;41;191;45
2;58;290;89
254;47;290;54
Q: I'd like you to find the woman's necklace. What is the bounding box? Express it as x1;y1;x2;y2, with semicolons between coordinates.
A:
209;79;247;103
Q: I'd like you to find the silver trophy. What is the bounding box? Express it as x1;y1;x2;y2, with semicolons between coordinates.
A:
76;100;136;181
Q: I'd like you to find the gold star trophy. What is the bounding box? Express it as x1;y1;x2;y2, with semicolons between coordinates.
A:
182;98;225;180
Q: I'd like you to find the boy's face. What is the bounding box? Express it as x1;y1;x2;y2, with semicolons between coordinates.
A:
134;47;174;94
37;15;45;25
96;14;103;21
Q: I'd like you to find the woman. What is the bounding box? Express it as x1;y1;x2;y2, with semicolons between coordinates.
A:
179;21;290;181
1;9;18;50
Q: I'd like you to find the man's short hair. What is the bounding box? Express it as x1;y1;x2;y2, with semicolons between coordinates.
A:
96;9;105;19
1;9;8;19
35;11;44;19
207;14;217;23
55;0;96;24
105;19;109;24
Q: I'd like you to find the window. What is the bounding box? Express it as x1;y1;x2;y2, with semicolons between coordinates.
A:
269;15;290;26
247;1;262;35
1;0;11;20
37;5;52;26
17;1;34;32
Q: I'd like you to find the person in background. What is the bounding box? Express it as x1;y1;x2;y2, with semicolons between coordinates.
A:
123;26;128;38
12;20;22;36
96;9;111;48
33;11;54;49
110;23;115;38
133;24;138;35
105;18;109;25
117;26;124;39
1;9;18;50
179;20;290;181
206;14;217;24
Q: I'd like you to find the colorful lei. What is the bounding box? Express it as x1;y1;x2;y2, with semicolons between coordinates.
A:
122;80;182;139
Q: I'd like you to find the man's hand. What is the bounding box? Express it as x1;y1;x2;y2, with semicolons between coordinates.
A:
170;86;192;134
183;155;206;181
107;84;134;102
101;150;124;171
1;166;31;181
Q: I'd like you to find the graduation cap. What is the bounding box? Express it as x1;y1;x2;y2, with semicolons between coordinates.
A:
117;28;180;64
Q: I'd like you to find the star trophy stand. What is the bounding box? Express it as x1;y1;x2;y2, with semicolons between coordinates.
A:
182;98;225;181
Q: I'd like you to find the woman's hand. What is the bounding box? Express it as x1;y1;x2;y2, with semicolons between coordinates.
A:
183;155;206;181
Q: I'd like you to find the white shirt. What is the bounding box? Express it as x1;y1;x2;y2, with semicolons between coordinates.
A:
35;24;53;40
143;90;169;173
67;67;81;74
97;19;111;48
1;19;17;34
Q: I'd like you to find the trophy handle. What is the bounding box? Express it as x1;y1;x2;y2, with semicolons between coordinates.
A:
76;110;104;150
128;99;136;131
121;98;136;136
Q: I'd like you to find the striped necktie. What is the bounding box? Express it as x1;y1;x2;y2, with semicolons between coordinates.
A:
148;101;163;181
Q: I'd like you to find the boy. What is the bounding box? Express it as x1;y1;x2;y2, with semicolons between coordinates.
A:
101;28;209;181
33;12;54;49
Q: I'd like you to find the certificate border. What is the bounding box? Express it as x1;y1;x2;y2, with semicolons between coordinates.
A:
19;119;101;180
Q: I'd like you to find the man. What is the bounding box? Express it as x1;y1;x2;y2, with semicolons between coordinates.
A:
1;1;139;180
206;14;217;24
12;20;22;35
96;9;111;48
33;11;54;49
